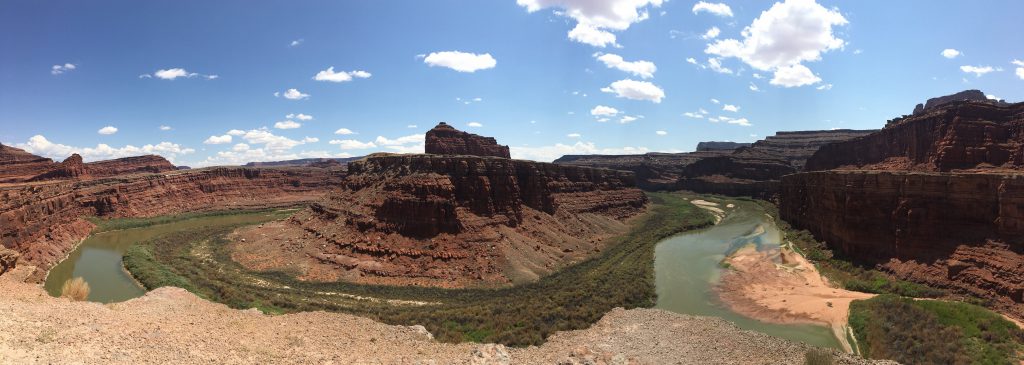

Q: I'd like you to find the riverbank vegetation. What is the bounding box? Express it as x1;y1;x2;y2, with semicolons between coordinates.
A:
86;207;299;233
122;192;714;346
849;295;1024;364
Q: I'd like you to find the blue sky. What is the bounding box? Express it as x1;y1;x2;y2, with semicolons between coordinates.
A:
1;0;1022;166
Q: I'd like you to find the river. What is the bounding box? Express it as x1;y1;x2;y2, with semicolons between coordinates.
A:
654;199;841;349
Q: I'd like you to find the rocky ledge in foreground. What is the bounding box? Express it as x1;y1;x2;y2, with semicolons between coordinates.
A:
235;125;647;287
0;275;884;364
782;93;1024;322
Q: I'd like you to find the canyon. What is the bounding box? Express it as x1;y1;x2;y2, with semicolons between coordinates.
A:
555;129;874;197
782;96;1024;320
233;123;647;287
0;157;345;280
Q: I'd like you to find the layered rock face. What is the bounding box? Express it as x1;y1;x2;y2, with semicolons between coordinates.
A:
677;130;875;198
425;122;511;158
553;151;733;190
236;152;647;287
0;143;57;183
781;95;1024;320
244;157;362;168
0;167;344;278
911;89;1001;115
807;101;1024;172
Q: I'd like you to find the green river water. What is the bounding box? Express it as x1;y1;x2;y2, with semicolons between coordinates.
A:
44;200;839;348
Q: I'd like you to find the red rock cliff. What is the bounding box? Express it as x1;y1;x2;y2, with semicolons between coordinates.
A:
0;144;57;183
425;122;511;158
0;166;344;279
237;153;647;287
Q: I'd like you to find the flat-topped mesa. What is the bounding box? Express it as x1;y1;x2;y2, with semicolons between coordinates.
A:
695;141;751;152
29;154;177;181
425;122;511;158
807;99;1024;172
911;89;1003;115
0;144;58;183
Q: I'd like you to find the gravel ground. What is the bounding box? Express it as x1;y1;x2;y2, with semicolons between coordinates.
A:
0;274;892;364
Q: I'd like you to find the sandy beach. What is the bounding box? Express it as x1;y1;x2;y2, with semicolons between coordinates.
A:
716;241;875;353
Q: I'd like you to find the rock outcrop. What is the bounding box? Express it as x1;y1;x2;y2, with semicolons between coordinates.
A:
0;166;345;278
425;122;511;158
236;127;646;287
0;143;57;183
912;89;993;115
0;247;18;276
18;153;178;182
245;157;362;168
807;100;1024;172
781;95;1024;321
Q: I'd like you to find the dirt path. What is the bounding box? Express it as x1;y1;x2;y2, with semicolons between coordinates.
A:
0;271;885;364
717;242;875;353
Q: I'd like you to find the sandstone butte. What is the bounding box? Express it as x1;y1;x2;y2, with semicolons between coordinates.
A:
0;149;346;281
425;121;511;158
555;129;876;196
781;94;1024;321
233;123;648;287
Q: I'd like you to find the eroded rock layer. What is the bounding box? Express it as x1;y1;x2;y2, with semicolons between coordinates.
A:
780;171;1024;319
807;101;1024;172
0;143;57;183
553;151;732;190
0;167;344;279
234;154;647;287
425;122;511;158
781;97;1024;321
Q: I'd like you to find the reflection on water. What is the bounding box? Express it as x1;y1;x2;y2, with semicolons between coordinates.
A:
44;213;278;303
654;200;841;349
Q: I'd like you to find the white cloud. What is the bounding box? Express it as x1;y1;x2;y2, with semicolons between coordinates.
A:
226;129;246;136
279;88;310;100
13;135;194;164
274;120;301;129
314;67;372;82
710;116;752;126
600;79;665;103
51;63;76;75
290;39;303;47
986;94;1000;101
153;68;198;80
1014;59;1024;80
683;111;705;119
749;82;760;91
960;65;998;77
159;125;172;131
752;73;763;79
236;128;312;151
816;83;833;91
423;51;496;73
590;105;620;116
467;122;483;128
510;141;650;162
407;124;418;129
692;1;733;17
701;26;721;40
941;49;961;59
723;104;739;112
705;0;846;88
594;53;656;78
567;133;582;138
770;63;822;87
517;0;663;47
373;134;425;153
707;57;733;74
204;135;233;144
569;24;620;47
98;126;118;135
286;113;313;121
700;108;709;114
710;98;720;104
686;57;698;65
303;137;319;143
205;75;219;80
197;148;351;167
619;115;638;123
232;143;250;152
334;128;356;135
329;139;377;150
655;130;667;135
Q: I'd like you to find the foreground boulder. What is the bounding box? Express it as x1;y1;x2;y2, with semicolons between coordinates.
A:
781;93;1024;320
